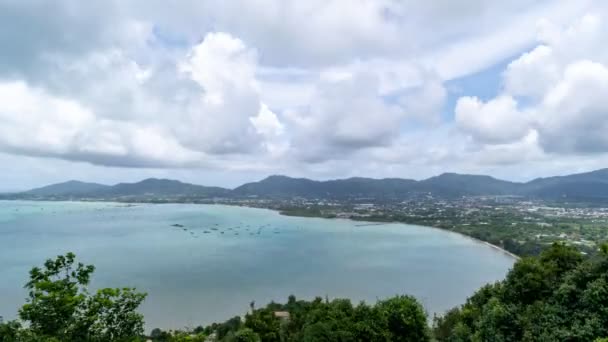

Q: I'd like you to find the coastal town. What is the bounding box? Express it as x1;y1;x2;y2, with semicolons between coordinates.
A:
214;195;608;256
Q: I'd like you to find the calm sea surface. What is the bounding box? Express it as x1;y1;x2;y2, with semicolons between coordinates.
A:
0;200;514;329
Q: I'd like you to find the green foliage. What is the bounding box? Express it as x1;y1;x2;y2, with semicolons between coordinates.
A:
225;328;261;342
0;320;22;341
376;296;429;342
165;294;430;342
146;328;206;342
19;252;95;337
75;288;147;341
433;243;608;341
5;252;146;342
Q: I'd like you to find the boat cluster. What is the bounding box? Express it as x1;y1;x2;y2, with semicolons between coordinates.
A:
170;222;286;238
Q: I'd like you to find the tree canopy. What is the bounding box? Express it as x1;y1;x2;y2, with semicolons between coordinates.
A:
1;252;146;342
433;243;608;341
178;294;429;342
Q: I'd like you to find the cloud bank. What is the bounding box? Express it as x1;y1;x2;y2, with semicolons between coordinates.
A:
0;0;606;187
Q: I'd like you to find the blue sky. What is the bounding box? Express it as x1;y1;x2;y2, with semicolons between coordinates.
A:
0;0;607;191
445;57;512;119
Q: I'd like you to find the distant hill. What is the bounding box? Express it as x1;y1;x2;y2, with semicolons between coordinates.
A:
522;169;608;200
22;178;229;199
234;175;319;197
234;170;608;200
26;180;109;196
97;178;230;197
14;168;608;202
233;175;417;199
234;173;520;199
416;173;521;196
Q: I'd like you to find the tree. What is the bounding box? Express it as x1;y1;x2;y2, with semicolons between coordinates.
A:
150;328;163;338
76;288;146;341
243;308;281;342
19;252;95;338
0;320;22;341
434;243;608;341
376;295;430;342
230;328;261;342
15;252;147;341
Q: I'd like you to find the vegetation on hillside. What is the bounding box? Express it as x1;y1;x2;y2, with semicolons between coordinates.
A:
157;294;429;342
433;243;608;341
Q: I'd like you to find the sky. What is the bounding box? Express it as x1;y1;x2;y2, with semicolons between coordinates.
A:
1;0;608;191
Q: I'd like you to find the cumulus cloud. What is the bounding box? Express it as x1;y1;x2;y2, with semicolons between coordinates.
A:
456;12;608;159
0;29;287;167
455;95;531;144
504;14;606;98
0;81;201;167
176;32;267;155
284;73;407;162
503;45;558;98
536;60;608;153
251;103;284;137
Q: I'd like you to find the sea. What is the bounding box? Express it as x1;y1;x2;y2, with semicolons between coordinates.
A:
0;200;515;329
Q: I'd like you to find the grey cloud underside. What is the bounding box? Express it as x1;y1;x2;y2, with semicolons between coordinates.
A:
0;0;128;80
0;146;201;169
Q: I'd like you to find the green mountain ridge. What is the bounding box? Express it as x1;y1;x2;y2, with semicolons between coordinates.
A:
26;180;110;196
10;168;608;201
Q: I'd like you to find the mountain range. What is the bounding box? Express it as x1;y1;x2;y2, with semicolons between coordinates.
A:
8;168;608;202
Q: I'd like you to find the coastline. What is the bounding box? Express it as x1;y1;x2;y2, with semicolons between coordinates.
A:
277;209;522;261
465;235;520;260
1;198;521;260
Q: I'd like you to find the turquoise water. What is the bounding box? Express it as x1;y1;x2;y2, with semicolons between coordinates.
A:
0;201;514;329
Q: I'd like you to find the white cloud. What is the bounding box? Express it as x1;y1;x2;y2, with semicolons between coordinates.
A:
536;60;608;153
504;14;607;98
0;81;95;154
284;73;407;162
0;30;289;167
421;0;594;79
455;95;531;144
250;103;284;137
456;11;608;159
179;32;259;104
176;32;267;155
399;78;446;124
504;45;558;98
0;81;202;167
473;131;544;165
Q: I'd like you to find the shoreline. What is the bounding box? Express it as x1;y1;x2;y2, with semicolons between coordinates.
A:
208;203;520;260
464;235;520;260
228;204;522;260
2;198;521;260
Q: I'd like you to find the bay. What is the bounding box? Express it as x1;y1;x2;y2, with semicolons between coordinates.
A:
0;200;514;330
